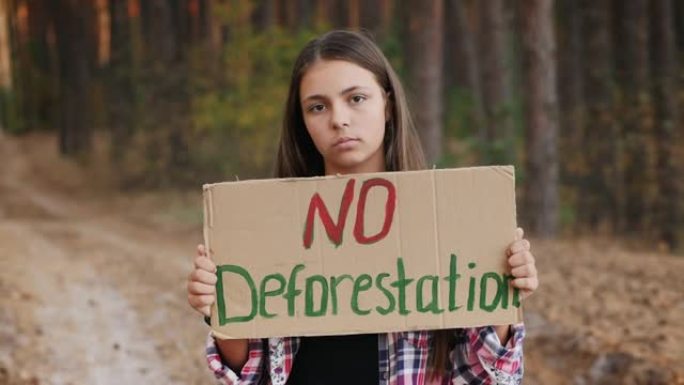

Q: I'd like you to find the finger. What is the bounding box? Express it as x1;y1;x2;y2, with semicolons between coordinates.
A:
508;250;534;267
188;293;213;305
512;277;538;292
516;227;524;241
188;294;215;307
187;281;216;295
194;256;217;272
191;268;218;285
197;244;212;259
511;263;537;279
188;295;214;316
508;239;531;256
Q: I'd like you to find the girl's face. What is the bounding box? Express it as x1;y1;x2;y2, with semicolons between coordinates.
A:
300;59;388;175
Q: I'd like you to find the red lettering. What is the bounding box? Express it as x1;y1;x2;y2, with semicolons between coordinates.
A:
353;178;396;244
303;179;356;249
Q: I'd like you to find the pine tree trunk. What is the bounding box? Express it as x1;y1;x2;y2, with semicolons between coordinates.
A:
0;0;11;91
314;0;332;29
347;0;360;28
578;0;616;231
360;0;383;37
556;0;583;233
108;0;135;163
477;0;514;164
521;0;559;237
444;0;485;136
650;0;682;252
141;0;191;185
0;0;11;132
615;0;654;235
253;0;276;31
51;0;94;156
406;0;443;164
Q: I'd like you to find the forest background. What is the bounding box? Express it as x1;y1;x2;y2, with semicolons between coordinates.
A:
2;0;682;248
0;1;683;384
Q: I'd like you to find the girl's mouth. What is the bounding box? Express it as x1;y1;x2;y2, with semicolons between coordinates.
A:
333;137;360;148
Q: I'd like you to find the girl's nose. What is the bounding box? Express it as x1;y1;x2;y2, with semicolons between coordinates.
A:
330;103;350;130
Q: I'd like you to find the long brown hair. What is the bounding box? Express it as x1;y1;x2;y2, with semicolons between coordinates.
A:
274;30;425;177
273;30;451;378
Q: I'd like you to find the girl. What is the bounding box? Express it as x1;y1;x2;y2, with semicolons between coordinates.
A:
187;30;538;385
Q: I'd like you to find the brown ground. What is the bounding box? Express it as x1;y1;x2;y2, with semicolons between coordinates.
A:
1;132;682;385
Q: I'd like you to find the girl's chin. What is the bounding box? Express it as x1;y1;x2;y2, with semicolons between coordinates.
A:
327;159;381;174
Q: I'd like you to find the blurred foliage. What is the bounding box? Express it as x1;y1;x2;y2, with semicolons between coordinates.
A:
192;28;320;180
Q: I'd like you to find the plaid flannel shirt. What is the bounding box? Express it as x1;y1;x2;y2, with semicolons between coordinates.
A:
205;324;524;385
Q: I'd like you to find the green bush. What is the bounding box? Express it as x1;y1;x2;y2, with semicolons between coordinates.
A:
192;28;320;180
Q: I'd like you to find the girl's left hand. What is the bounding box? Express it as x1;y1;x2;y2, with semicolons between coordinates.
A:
507;227;538;300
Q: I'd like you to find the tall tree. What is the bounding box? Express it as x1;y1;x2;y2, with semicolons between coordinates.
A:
51;0;96;155
650;0;682;251
378;0;392;37
347;0;359;28
140;0;192;184
314;0;332;29
108;0;136;162
577;0;616;231
12;0;55;132
476;0;514;164
360;0;391;39
333;0;349;28
520;0;559;237
556;0;584;227
0;0;10;132
406;0;443;164
614;0;653;234
444;0;485;134
674;0;684;53
278;0;310;30
252;0;276;31
205;0;226;53
0;0;11;91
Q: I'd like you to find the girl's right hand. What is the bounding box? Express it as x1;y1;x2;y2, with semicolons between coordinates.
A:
187;244;218;317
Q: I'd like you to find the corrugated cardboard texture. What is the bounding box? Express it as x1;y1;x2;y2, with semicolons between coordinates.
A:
204;166;522;339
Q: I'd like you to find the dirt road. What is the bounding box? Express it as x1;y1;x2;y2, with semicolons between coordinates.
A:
0;133;211;385
1;133;682;385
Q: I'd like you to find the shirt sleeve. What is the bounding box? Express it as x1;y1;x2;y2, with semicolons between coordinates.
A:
450;323;525;385
206;333;267;385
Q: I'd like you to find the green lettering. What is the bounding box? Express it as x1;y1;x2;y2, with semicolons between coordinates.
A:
259;273;286;318
512;287;521;308
330;274;353;315
216;264;257;325
305;275;329;316
444;253;461;311
479;272;504;312
390;257;414;315
501;274;513;309
375;273;396;315
283;264;305;316
351;274;373;315
467;262;476;311
416;275;444;314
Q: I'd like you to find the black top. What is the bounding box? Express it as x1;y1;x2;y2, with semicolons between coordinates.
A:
286;334;379;385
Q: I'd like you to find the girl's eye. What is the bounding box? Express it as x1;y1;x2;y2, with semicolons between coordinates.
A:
350;94;367;104
307;104;326;113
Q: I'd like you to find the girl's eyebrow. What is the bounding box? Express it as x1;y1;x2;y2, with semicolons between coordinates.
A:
302;85;369;102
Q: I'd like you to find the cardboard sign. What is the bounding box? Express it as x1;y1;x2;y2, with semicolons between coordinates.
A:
204;166;522;339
